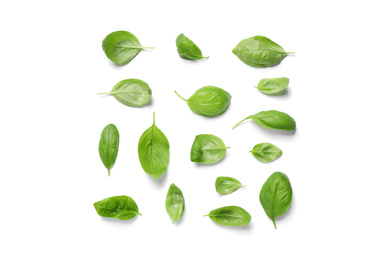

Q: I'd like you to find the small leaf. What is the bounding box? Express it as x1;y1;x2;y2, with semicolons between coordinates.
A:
256;77;289;95
175;86;231;117
138;112;170;179
232;110;296;131
165;183;185;224
215;177;244;195
98;124;119;176
250;143;282;163
176;33;208;60
191;134;230;164
97;79;152;107
94;195;141;220
205;206;251;226
232;36;294;68
260;172;293;229
102;31;154;65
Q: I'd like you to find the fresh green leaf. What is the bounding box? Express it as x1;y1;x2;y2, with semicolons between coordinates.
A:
232;36;294;68
175;86;231;117
256;77;289;95
232;110;296;131
98;124;119;176
93;195;142;220
102;31;153;65
191;134;230;164
215;177;245;195
260;172;293;229
176;33;208;60
204;206;251;226
165;183;185;224
138;112;170;179
97;79;152;107
250;143;282;163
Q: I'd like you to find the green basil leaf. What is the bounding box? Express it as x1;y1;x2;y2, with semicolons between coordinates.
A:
94;195;142;220
204;206;251;226
232;36;294;68
260;172;293;229
138;112;170;179
175;86;231;117
232;110;296;131
165;183;185;224
215;177;245;195
250;143;282;163
98;124;119;176
191;134;230;164
176;33;208;60
102;31;154;65
97;79;152;107
256;77;289;95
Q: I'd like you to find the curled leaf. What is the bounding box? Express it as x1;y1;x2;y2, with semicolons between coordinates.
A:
191;134;230;164
165;183;185;224
176;33;208;60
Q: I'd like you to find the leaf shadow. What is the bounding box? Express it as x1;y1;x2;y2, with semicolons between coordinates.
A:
100;215;140;226
261;88;292;101
145;170;168;190
208;219;254;231
178;57;209;65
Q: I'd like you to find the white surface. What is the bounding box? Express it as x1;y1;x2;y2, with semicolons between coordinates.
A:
1;0;389;259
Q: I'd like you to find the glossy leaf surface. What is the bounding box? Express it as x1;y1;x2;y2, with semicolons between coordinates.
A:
94;195;141;220
232;110;296;131
175;86;231;117
205;206;251;226
165;183;185;224
138;113;170;179
191;134;230;164
98;124;119;176
176;33;208;60
215;177;244;195
256;77;289;95
260;172;293;229
250;143;282;163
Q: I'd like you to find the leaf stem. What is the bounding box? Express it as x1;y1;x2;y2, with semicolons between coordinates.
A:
273;219;277;229
204;214;209;217
232;117;249;129
138;212;143;216
174;90;187;102
286;52;295;55
153;112;155;124
203;56;209;59
108;169;110;177
97;92;110;95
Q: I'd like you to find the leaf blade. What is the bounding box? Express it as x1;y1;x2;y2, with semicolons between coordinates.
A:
250;142;282;163
215;177;244;195
205;206;251;226
98;124;119;176
256;77;289;95
191;134;229;164
93;195;141;220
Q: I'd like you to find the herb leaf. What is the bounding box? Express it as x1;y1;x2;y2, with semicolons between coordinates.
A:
97;79;152;107
98;124;119;176
94;195;142;220
250;143;282;163
175;86;231;117
191;134;230;164
215;177;244;195
256;77;289;95
176;33;208;60
102;31;153;65
165;183;185;224
232;36;294;68
260;172;293;229
205;206;251;226
232;110;296;131
138;112;170;179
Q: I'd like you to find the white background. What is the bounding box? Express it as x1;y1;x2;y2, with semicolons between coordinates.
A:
1;0;389;259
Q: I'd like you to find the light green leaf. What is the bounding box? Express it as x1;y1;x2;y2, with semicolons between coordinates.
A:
232;110;296;131
165;183;185;224
176;33;208;60
191;134;230;164
256;77;289;95
250;143;282;163
215;177;245;195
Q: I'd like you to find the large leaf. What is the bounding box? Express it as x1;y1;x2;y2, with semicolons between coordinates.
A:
205;206;251;226
98;124;119;176
94;195;141;220
165;183;185;224
250;143;282;163
191;134;230;164
176;33;208;60
256;77;289;95
215;177;245;195
232;110;296;131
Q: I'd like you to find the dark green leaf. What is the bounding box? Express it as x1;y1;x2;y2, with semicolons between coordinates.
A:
232;36;294;68
165;183;185;224
98;124;119;176
175;86;231;117
215;177;244;195
191;134;230;164
250;143;282;163
260;172;293;229
102;31;153;65
176;33;208;60
232;110;296;131
94;195;141;220
256;77;289;95
205;206;251;226
138;112;170;179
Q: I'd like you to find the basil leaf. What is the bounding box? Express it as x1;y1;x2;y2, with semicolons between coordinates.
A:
215;177;245;195
98;124;119;176
260;172;293;229
94;195;142;220
175;86;231;117
232;36;294;68
232;110;296;131
138;112;170;179
102;31;154;65
204;206;251;226
256;77;289;95
165;183;185;224
250;143;282;163
97;79;152;107
191;134;230;164
176;33;208;60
